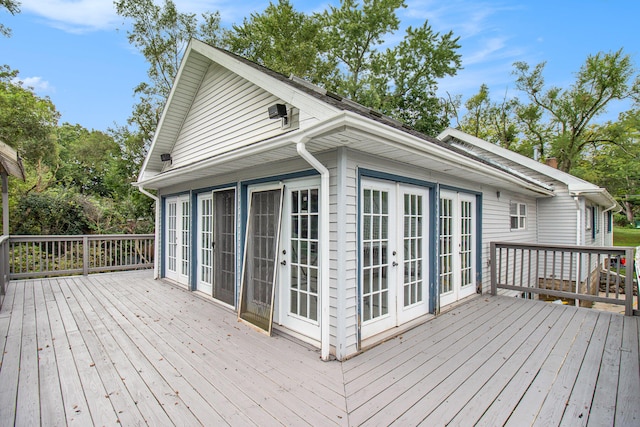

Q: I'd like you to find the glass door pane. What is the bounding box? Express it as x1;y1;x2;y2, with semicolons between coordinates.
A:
181;198;190;277
439;196;454;296
289;188;319;322
213;189;236;306
460;199;473;288
167;200;177;274
198;194;213;293
403;193;423;307
362;188;390;322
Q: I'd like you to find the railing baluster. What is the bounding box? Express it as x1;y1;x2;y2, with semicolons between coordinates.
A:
4;234;154;279
492;242;636;316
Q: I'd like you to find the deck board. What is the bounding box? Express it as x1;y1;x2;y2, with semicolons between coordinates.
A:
0;271;638;426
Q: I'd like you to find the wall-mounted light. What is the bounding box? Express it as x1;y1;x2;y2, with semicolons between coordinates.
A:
268;103;288;119
160;153;172;164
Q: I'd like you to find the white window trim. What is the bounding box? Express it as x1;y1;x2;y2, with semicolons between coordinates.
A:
510;201;527;231
585;206;593;231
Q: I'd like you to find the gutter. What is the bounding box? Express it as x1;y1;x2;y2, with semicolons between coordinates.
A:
137;185;161;280
295;140;331;362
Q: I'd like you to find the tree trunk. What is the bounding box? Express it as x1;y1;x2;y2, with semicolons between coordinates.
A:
624;200;634;224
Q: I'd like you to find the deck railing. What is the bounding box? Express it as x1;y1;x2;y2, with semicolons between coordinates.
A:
7;234;155;279
490;242;638;316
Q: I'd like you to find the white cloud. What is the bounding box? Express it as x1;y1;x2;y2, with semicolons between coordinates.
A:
18;0;277;33
12;76;55;93
19;0;120;33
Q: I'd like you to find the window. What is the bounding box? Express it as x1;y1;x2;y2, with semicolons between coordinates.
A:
585;206;592;230
510;202;527;230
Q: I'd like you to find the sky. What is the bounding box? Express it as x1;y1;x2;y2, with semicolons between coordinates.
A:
1;0;638;133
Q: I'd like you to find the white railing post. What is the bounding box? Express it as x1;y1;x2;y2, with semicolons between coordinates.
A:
490;242;497;295
625;247;634;316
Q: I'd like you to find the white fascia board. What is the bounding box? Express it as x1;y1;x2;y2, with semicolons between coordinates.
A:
138;111;555;196
138;39;203;182
347;114;554;196
570;187;621;211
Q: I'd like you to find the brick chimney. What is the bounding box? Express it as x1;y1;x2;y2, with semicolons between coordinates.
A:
545;157;558;169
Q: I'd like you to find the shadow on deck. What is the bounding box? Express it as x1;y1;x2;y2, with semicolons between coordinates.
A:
1;271;638;426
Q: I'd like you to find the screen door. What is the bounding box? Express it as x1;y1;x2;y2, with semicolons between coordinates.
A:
239;187;284;334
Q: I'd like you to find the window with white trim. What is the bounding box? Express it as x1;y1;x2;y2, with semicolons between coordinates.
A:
585;206;592;231
510;201;527;230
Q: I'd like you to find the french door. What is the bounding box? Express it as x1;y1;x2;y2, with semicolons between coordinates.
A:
165;195;190;285
197;189;236;306
439;190;477;307
360;179;430;340
277;179;321;341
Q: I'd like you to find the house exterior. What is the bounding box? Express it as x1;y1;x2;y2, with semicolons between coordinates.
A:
136;39;618;361
437;128;619;250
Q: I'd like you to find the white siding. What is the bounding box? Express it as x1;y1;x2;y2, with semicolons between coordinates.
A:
537;188;578;246
169;63;294;168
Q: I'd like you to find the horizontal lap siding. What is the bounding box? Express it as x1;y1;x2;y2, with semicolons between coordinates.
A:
170;63;287;168
330;149;358;358
537;188;577;245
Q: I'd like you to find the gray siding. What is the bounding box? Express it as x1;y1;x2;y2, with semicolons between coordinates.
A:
170;63;292;168
537;188;578;246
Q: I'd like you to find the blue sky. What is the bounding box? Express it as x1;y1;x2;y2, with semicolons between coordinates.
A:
2;0;638;133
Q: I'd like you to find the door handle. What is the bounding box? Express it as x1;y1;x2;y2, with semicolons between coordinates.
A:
281;260;287;266
392;261;398;267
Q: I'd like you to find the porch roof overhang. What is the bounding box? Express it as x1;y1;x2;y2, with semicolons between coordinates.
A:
569;186;622;213
136;111;555;198
0;141;25;181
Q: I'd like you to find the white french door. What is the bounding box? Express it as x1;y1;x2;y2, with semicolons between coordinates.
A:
439;190;476;307
165;195;190;285
360;179;430;340
277;179;321;341
197;189;236;305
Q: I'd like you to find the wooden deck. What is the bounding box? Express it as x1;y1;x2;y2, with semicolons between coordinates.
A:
1;271;638;426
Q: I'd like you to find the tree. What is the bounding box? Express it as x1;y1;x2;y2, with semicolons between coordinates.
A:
320;0;461;134
573;110;640;224
115;0;222;144
55;124;121;196
223;0;335;85
454;84;522;152
513;49;640;172
1;0;20;37
223;0;462;135
0;65;60;191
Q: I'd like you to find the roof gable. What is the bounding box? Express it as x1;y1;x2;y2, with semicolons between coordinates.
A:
139;39;340;181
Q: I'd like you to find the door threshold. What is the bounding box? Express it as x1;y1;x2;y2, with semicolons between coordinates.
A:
360;313;436;354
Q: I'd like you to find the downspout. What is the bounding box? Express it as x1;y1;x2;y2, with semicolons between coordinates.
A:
573;196;582;246
296;141;331;362
573;196;581;307
138;186;160;280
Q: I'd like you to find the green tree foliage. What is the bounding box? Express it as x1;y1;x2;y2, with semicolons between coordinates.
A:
0;0;20;37
223;0;334;85
513;49;640;172
573;110;640;223
0;65;60;192
223;0;462;135
13;190;90;235
56;124;120;196
115;0;222;144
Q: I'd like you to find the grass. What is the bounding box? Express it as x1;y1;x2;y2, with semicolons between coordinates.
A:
613;226;640;247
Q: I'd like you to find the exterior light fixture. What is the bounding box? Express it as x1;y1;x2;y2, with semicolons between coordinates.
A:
160;153;172;163
268;104;288;119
